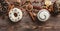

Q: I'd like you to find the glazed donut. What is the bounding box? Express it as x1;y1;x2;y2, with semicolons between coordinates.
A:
9;8;23;22
37;9;50;22
45;0;52;6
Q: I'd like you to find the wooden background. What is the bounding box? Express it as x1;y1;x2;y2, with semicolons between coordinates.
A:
0;9;60;31
0;0;60;31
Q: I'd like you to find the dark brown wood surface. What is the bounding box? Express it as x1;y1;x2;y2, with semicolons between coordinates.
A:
0;10;60;31
0;0;60;31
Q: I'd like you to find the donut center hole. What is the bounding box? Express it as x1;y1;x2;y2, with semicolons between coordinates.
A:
14;13;17;17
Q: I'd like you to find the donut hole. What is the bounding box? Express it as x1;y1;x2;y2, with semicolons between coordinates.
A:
14;13;17;17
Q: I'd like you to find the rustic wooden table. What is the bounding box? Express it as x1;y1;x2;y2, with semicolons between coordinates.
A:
0;0;60;31
0;9;60;31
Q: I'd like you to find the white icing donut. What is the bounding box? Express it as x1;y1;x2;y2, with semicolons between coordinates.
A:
37;9;50;22
9;8;23;22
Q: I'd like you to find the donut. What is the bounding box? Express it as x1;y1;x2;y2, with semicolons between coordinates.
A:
9;8;23;22
45;0;52;6
37;9;50;22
